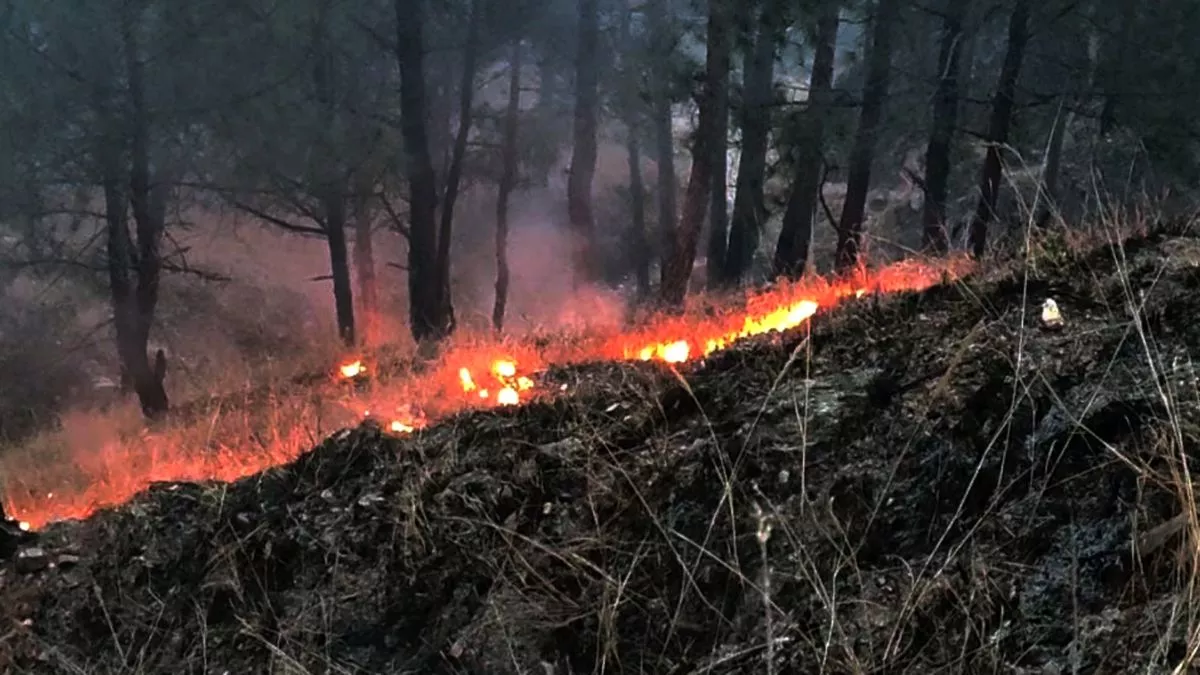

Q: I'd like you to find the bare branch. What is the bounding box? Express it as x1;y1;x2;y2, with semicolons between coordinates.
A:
378;192;411;239
231;201;326;236
1;257;231;281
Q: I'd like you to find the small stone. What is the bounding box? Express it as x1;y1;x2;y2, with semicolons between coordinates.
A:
1041;298;1065;330
15;547;50;573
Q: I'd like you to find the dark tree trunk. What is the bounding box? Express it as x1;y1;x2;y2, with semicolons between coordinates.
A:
619;2;650;298
968;0;1030;259
648;0;677;289
494;36;522;333
726;0;784;284
427;59;453;193
434;0;481;337
312;3;355;346
772;6;839;279
835;0;899;272
704;38;731;290
627;132;651;297
1097;2;1134;137
1034;98;1067;229
396;0;451;343
660;0;730;306
116;7;168;419
352;183;379;346
533;52;560;187
920;0;967;253
567;0;602;286
322;190;356;345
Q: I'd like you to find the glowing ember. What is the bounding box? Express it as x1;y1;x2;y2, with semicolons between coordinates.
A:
496;387;520;406
2;256;972;529
493;360;517;378
458;367;476;392
339;360;365;378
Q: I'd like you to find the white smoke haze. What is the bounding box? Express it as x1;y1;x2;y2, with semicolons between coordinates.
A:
0;136;645;438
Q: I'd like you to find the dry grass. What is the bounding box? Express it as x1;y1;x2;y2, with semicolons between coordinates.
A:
3;180;1200;672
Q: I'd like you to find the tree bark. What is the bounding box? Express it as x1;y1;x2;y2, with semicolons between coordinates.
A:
322;190;355;345
395;0;451;343
567;0;602;286
704;14;732;290
772;5;839;279
726;0;784;284
647;0;677;290
619;1;650;298
312;2;355;346
835;0;900;272
660;0;730;307
1036;19;1098;229
352;179;379;346
434;0;481;337
968;0;1030;259
494;37;522;334
920;0;967;253
117;5;168;419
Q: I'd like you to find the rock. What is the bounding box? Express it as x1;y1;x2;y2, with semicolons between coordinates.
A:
14;547;49;574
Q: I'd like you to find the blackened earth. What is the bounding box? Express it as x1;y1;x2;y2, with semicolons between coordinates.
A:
4;225;1200;673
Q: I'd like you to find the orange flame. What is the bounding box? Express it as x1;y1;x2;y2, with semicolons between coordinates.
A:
3;256;971;529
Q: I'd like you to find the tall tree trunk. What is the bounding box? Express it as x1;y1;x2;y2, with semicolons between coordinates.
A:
118;7;168;419
627;132;651;297
534;51;560;187
773;6;839;279
705;41;731;290
619;1;650;298
920;0;967;252
1034;98;1068;229
967;0;1030;259
1036;21;1098;228
352;186;379;346
1096;2;1134;137
494;36;522;333
648;0;677;289
835;0;900;272
396;0;450;343
726;0;784;284
322;191;355;345
427;59;453;194
313;2;355;346
434;0;481;337
660;0;730;306
567;0;601;286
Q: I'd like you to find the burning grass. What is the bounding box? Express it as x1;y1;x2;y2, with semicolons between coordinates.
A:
4;222;1200;672
0;254;971;530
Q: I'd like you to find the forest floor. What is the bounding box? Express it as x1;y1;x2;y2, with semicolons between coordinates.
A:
3;223;1200;674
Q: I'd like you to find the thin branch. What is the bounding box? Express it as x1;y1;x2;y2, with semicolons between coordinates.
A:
231;200;326;236
1;257;231;281
378;192;411;239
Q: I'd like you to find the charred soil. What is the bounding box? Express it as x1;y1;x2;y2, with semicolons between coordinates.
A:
4;226;1200;674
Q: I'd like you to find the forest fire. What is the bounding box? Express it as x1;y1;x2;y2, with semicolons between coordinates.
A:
3;256;970;530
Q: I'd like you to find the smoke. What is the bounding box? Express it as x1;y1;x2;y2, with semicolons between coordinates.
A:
0;131;644;442
447;185;625;336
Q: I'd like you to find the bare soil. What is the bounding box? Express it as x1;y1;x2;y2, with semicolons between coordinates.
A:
3;224;1200;674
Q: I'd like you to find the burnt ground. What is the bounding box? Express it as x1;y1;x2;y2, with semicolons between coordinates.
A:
4;225;1200;674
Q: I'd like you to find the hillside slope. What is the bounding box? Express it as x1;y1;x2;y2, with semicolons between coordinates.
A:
3;226;1200;674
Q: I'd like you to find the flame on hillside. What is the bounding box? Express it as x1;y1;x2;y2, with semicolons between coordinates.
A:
4;256;971;529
